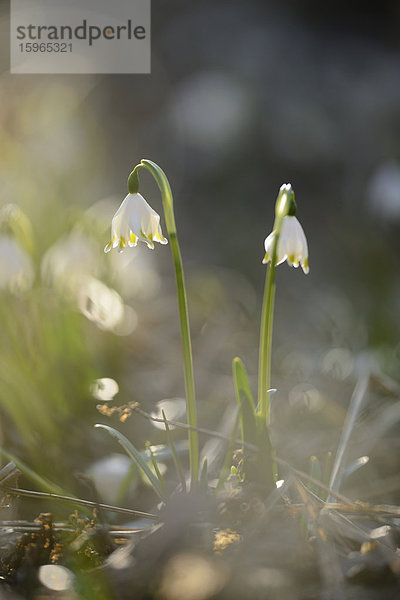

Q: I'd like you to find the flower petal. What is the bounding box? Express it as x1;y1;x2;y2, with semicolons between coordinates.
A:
262;215;309;274
105;192;168;253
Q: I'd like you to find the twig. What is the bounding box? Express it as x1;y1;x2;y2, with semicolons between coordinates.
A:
322;502;400;518
2;487;158;520
0;520;150;541
132;405;258;451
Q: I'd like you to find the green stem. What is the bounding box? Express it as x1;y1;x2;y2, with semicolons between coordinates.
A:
258;261;276;424
258;186;292;424
133;159;199;488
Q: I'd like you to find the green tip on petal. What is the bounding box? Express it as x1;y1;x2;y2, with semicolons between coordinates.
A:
127;168;140;194
287;191;297;216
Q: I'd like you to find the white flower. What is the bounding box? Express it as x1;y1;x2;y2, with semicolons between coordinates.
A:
86;454;137;505
262;216;309;274
41;230;99;294
0;235;34;291
104;193;168;253
77;276;126;331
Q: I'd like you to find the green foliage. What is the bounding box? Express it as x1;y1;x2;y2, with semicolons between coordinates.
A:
200;457;208;493
215;409;240;492
162;410;186;492
95;424;168;502
233;357;275;493
0;447;67;495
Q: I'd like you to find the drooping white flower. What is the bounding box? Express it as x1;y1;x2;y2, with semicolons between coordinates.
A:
262;216;309;274
104;193;168;253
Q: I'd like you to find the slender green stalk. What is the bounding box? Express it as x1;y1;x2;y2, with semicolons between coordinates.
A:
258;260;277;424
129;160;199;488
258;187;292;424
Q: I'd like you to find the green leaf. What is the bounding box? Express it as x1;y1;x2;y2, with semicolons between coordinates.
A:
308;455;322;496
233;357;256;444
0;447;67;496
200;457;208;493
215;408;240;493
115;461;138;506
94;424;168;502
162;410;186;493
145;441;168;496
232;358;275;493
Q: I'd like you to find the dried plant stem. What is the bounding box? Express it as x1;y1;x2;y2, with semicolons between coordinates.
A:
2;486;158;520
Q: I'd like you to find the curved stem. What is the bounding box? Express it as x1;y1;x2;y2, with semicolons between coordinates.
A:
137;159;199;488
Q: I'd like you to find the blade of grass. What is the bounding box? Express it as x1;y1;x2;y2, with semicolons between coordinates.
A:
233;357;256;444
199;457;208;493
3;486;158;520
343;456;369;480
233;357;275;492
115;462;138;506
0;447;67;496
328;373;369;499
145;442;168;496
308;456;322;496
95;424;168;502
162;410;186;493
323;452;332;484
215;408;240;493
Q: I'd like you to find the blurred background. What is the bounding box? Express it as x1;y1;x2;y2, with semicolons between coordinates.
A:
0;0;399;513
